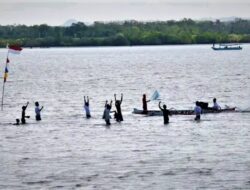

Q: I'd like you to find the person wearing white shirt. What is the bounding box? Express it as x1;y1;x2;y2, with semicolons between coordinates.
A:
194;101;202;121
84;96;91;118
212;98;221;110
35;102;43;121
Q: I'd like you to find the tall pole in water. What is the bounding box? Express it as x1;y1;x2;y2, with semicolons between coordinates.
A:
1;50;9;111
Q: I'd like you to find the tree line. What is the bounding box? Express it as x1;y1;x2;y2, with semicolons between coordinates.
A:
0;18;250;47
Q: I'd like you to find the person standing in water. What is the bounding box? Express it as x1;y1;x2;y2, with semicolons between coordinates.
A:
84;96;91;118
103;100;112;119
35;102;44;121
103;101;113;125
142;94;150;114
212;98;221;110
159;101;170;124
194;101;202;121
21;102;29;124
114;93;123;122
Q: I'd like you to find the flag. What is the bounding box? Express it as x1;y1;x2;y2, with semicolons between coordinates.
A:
151;90;160;101
3;66;8;83
8;45;22;54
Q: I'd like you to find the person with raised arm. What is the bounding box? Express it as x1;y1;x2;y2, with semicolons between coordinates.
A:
103;100;114;126
21;102;30;124
35;101;44;121
159;101;170;124
84;96;91;118
114;93;123;122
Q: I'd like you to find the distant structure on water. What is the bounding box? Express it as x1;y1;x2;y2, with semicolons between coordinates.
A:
212;43;243;50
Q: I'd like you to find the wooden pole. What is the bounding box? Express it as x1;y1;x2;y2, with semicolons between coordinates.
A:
1;50;9;111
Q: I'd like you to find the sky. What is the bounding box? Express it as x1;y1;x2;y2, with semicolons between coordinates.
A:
0;0;249;26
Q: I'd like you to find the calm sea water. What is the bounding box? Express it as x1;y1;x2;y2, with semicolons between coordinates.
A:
0;45;250;190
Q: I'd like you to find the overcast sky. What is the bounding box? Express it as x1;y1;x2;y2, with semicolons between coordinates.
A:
0;0;249;25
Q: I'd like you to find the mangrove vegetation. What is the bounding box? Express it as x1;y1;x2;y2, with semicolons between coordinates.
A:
0;18;250;47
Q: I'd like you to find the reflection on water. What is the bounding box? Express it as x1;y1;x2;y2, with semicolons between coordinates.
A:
0;45;250;189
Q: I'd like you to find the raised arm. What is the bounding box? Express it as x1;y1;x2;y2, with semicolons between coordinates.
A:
158;101;163;110
120;93;123;104
87;96;89;104
40;106;44;111
25;102;29;108
114;94;117;102
84;96;86;104
110;100;113;108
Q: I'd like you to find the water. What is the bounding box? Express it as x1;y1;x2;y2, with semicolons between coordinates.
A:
0;45;250;190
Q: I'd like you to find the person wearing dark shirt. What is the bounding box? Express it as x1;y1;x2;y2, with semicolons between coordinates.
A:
142;94;150;114
13;119;20;125
159;101;170;124
114;93;123;122
21;102;29;124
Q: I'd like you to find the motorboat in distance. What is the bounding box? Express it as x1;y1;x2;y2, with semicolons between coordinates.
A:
212;43;242;50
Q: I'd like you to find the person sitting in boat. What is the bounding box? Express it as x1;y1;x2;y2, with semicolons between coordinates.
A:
194;101;202;121
84;96;91;118
212;98;221;110
114;93;123;122
159;101;171;124
142;94;150;114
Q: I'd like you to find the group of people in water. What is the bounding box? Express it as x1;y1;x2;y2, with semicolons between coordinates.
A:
194;98;221;121
84;94;124;126
14;94;221;126
14;101;43;125
83;93;221;126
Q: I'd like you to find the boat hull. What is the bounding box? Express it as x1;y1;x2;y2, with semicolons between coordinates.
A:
212;47;242;50
133;107;236;116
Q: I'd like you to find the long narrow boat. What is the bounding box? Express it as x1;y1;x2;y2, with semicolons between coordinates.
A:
133;107;236;116
212;43;242;50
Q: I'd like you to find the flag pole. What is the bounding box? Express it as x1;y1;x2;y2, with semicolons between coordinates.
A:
1;50;9;111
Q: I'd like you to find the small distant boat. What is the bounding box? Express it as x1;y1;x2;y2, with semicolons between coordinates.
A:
212;43;242;50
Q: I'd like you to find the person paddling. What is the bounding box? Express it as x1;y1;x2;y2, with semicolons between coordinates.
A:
21;102;30;124
84;96;91;118
35;102;44;121
114;93;123;122
159;101;171;124
142;94;150;114
212;98;221;110
194;101;202;121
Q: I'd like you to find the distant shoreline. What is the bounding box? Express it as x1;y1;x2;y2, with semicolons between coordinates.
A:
1;19;250;48
0;43;248;49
